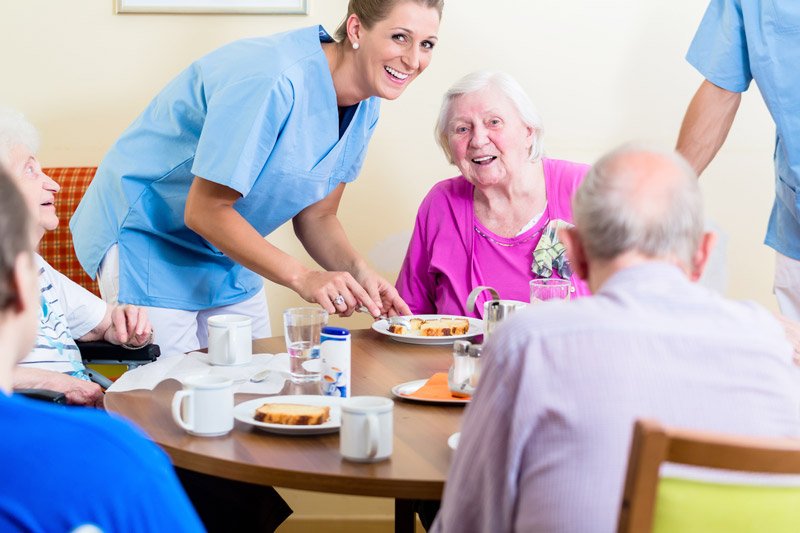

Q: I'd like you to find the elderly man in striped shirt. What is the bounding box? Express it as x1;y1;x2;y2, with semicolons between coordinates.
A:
432;144;800;533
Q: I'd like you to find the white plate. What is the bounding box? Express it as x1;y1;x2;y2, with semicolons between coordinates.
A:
390;379;470;405
234;395;341;435
447;432;460;450
372;314;483;345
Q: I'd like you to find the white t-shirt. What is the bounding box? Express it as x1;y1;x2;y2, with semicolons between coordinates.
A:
18;254;106;375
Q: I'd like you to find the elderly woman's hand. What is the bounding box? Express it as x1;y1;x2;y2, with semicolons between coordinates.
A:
104;304;153;348
14;367;105;408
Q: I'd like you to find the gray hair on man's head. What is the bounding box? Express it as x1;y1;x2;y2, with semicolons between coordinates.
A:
434;70;544;165
573;142;704;267
0;108;39;167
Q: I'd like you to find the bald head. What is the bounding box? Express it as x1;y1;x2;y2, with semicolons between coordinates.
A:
573;143;704;267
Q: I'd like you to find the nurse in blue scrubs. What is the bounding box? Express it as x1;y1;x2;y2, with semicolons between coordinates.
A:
71;0;443;356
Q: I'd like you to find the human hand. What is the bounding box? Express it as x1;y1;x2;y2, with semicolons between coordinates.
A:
106;304;153;347
295;270;381;317
62;376;105;407
14;367;104;408
354;268;412;318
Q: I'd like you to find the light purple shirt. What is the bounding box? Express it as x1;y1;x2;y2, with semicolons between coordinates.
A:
396;158;590;318
432;262;800;533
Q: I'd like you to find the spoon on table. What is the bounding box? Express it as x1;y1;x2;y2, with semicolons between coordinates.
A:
249;369;271;383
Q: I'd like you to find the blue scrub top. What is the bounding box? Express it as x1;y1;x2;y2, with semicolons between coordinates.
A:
71;26;381;310
687;1;800;260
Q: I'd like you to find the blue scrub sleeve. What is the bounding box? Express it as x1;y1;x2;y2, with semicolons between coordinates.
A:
686;0;752;93
192;75;293;196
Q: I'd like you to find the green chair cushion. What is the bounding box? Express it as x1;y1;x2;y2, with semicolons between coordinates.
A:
653;476;800;533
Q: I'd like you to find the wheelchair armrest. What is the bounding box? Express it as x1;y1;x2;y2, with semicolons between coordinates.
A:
77;341;160;364
15;388;68;404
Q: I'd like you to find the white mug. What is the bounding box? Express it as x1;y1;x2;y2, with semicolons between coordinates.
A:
171;375;234;437
208;314;252;366
340;396;393;463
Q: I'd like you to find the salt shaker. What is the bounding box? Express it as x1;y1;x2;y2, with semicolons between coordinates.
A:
467;343;483;389
448;340;474;398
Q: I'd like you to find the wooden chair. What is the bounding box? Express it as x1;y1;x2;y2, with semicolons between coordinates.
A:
618;419;800;533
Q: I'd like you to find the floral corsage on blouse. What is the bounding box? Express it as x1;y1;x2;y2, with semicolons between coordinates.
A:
531;219;573;279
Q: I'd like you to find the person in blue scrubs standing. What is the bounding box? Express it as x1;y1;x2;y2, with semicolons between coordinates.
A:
71;0;443;356
676;1;800;319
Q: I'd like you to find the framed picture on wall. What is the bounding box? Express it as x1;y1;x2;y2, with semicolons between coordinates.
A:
116;0;308;14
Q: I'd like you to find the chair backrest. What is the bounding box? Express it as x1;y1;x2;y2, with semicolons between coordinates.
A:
39;167;99;295
618;419;800;533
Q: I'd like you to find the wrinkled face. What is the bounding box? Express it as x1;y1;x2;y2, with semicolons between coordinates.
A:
446;86;534;188
352;1;440;100
5;143;60;241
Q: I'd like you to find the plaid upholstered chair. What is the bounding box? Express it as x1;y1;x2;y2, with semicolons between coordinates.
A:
34;167;158;387
39;167;100;295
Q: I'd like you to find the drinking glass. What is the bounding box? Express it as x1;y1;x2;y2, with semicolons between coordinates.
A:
283;307;328;383
529;278;571;304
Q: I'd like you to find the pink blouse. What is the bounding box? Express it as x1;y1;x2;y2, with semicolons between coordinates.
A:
396;158;591;318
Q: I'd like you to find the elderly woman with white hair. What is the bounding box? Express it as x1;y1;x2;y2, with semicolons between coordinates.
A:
396;70;591;316
0;108;153;407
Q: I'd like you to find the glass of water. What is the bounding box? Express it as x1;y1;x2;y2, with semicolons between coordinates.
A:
283;307;328;383
529;278;572;304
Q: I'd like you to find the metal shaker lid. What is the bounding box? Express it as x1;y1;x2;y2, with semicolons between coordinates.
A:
468;344;483;358
453;339;471;355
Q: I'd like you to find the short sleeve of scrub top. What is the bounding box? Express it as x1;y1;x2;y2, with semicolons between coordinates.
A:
686;0;752;93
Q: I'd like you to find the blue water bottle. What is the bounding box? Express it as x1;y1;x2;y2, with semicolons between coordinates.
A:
320;327;351;397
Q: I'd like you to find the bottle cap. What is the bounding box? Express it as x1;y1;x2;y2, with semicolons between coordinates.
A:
453;339;471;354
322;326;350;336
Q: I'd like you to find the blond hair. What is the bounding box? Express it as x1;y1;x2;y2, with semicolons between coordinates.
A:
334;0;444;43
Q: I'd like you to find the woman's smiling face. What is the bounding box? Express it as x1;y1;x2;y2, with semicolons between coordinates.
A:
446;85;535;189
351;1;440;100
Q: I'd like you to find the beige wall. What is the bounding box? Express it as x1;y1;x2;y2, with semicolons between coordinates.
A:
0;0;779;524
2;0;778;321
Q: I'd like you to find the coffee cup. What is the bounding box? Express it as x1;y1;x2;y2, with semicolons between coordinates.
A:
208;314;252;366
171;375;234;437
340;396;393;463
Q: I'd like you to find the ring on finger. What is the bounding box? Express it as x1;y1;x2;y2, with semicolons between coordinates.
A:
333;294;345;306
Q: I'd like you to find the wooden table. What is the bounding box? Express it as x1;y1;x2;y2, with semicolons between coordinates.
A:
105;329;465;533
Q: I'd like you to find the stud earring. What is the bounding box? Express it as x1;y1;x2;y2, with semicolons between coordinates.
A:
352;42;360;50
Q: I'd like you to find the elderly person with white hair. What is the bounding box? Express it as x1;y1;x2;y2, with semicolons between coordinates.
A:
396;70;590;317
0;108;153;407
